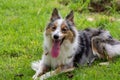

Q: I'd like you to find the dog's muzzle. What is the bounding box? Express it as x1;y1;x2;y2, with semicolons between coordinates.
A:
53;34;65;45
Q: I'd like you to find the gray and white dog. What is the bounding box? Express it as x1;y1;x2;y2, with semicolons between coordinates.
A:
31;8;120;80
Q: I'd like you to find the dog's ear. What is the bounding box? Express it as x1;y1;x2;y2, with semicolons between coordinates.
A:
50;8;61;21
65;10;74;24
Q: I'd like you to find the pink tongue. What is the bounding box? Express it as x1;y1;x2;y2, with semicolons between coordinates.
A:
51;40;60;58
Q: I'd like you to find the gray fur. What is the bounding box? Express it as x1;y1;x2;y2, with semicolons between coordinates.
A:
92;30;120;59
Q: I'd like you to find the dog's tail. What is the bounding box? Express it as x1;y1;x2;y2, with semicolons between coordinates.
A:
31;60;42;71
105;43;120;57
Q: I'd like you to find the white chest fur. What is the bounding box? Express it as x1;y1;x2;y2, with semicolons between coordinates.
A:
42;36;78;69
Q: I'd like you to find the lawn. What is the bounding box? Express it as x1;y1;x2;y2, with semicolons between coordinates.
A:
0;0;120;80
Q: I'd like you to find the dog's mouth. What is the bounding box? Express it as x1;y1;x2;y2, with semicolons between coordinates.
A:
51;37;65;58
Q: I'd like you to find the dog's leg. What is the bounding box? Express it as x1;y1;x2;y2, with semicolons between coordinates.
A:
107;56;113;61
32;60;49;80
99;62;110;66
40;65;75;80
40;66;62;80
99;55;112;66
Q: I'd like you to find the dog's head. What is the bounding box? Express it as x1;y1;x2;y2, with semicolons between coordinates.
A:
92;30;120;59
45;8;77;58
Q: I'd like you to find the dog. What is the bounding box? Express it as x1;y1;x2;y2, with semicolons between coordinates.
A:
31;8;120;80
32;8;79;80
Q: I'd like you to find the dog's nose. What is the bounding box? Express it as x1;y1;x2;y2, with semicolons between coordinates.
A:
53;35;59;40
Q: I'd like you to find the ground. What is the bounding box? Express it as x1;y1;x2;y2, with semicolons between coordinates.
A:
0;0;120;80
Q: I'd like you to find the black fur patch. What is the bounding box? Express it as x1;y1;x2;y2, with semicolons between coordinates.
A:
73;28;103;67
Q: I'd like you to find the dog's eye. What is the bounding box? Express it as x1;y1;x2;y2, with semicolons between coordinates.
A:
51;26;56;31
62;28;67;33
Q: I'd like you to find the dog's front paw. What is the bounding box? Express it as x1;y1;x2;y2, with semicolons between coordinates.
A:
32;71;44;80
32;73;38;80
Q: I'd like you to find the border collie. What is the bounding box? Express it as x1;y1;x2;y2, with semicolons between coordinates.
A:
31;8;120;80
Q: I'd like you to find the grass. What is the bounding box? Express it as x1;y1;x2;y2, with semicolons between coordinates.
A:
0;0;120;80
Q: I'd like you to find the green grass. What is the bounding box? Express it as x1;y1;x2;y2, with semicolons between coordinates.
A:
0;0;120;80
